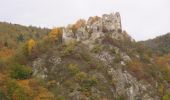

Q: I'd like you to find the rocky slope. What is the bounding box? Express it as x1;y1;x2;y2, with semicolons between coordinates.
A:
30;12;163;100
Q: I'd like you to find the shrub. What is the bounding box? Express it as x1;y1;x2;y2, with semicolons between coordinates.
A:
80;53;91;62
74;72;87;83
61;42;76;57
116;95;125;100
0;89;6;100
110;48;116;54
0;58;6;72
68;64;79;75
163;91;170;100
3;78;30;100
88;76;98;86
12;87;28;100
114;54;122;63
10;63;32;80
57;95;65;100
158;83;165;98
126;60;146;80
4;78;19;100
80;76;98;92
91;45;102;53
161;68;170;84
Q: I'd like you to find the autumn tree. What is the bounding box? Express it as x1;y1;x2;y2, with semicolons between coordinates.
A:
72;19;86;33
87;16;100;25
48;27;63;44
27;39;36;55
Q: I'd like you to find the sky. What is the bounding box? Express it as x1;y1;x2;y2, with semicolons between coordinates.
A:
0;0;170;41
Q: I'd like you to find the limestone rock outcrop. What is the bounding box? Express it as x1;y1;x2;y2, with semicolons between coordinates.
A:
62;12;129;43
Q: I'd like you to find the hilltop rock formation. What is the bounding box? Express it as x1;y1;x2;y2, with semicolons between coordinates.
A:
31;12;160;100
62;12;132;44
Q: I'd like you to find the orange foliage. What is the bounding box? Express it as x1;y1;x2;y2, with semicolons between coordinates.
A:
71;19;86;33
17;79;31;90
34;87;55;100
16;79;34;99
154;54;170;83
128;60;142;72
73;19;86;29
127;59;146;80
154;54;170;67
17;79;55;100
0;42;4;48
48;27;63;43
88;16;100;25
0;49;14;58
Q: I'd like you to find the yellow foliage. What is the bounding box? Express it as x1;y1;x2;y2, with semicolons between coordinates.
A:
48;27;62;43
74;72;87;82
27;39;36;54
158;83;164;97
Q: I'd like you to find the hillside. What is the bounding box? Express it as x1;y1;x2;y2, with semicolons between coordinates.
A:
140;33;170;55
0;22;50;49
0;12;170;100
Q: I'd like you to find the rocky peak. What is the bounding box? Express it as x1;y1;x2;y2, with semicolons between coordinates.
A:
62;12;131;44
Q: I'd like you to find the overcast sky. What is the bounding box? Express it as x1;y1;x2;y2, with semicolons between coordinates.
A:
0;0;170;41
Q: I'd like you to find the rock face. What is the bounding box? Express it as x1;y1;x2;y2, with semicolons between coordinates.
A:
95;49;159;100
31;12;160;100
62;12;126;43
32;46;159;100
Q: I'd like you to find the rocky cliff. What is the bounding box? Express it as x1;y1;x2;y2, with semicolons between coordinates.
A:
31;12;162;100
62;12;133;43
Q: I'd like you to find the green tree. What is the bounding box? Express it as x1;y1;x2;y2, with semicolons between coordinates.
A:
10;63;32;80
17;34;24;42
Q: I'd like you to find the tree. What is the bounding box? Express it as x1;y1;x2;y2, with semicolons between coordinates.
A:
10;63;32;80
17;34;24;42
48;27;63;44
27;39;36;54
71;19;86;33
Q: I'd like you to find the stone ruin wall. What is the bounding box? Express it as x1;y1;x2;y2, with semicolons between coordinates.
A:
62;12;122;43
